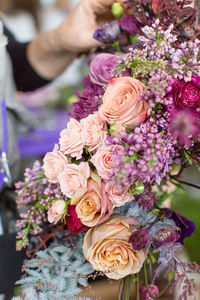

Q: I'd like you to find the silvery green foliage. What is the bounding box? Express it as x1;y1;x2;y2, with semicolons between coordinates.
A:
12;244;93;300
117;201;157;226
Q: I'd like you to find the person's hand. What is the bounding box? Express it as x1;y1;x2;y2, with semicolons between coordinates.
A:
56;0;117;53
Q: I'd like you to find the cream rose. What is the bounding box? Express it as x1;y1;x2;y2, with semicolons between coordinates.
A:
81;113;107;152
71;172;113;227
105;182;132;207
58;162;90;198
43;144;68;183
99;76;149;129
59;118;84;159
83;216;146;279
47;200;66;224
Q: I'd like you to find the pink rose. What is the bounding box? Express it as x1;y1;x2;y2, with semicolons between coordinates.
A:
59;118;84;159
83;216;146;279
105;182;132;207
71;172;114;227
43;144;68;183
99;76;149;129
47;200;66;224
91;144;121;180
81;113;107;152
58;162;90;198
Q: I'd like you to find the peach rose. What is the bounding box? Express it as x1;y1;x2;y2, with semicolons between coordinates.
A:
91;144;121;180
81;113;107;152
47;200;66;224
105;182;132;207
43;144;68;183
58;162;90;198
99;77;149;129
59;118;84;159
71;172;114;227
83;216;146;280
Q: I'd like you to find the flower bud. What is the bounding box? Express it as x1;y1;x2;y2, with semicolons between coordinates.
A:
111;3;124;20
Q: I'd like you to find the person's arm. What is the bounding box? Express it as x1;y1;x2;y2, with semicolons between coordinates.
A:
27;0;115;80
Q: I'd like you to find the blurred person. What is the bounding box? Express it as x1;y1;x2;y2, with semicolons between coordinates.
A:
0;0;115;298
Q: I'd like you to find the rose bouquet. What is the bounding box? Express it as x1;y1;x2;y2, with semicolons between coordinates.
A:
14;1;200;299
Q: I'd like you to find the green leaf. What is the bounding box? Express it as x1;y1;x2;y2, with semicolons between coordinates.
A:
184;151;192;165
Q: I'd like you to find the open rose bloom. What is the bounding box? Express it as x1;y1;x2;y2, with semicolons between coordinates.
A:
83;217;146;279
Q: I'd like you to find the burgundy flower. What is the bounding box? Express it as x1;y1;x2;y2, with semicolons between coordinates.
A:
153;227;180;248
129;229;151;250
65;205;88;235
170;77;200;109
135;191;157;211
162;208;195;244
120;16;143;36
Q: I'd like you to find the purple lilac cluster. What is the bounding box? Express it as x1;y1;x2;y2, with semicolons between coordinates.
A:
69;76;104;121
107;115;178;190
15;161;68;249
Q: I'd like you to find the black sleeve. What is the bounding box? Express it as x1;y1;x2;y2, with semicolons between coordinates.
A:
4;26;51;92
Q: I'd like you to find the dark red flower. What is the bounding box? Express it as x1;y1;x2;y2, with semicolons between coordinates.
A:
170;77;200;109
65;205;88;235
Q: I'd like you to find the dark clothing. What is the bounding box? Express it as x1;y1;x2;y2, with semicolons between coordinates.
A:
4;26;50;92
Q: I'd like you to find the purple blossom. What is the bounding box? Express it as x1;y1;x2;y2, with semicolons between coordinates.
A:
120;15;143;36
89;53;118;86
162;208;195;244
93;20;121;44
129;229;151;250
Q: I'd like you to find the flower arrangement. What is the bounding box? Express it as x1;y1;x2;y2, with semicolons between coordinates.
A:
14;0;200;299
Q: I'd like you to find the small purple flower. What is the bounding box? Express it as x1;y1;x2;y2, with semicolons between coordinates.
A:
169;108;200;148
136;191;157;211
140;285;159;299
129;229;151;250
169;77;200;109
90;53;118;86
120;15;143;36
93;20;121;44
162;208;195;244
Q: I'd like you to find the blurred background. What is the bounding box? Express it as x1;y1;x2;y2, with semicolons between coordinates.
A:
0;1;199;299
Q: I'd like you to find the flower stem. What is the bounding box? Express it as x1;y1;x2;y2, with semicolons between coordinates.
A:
118;279;124;300
136;273;140;300
171;177;200;190
125;275;132;300
144;262;157;299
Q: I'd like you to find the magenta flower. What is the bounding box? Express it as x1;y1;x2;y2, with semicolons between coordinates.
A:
169;77;200;109
140;285;159;299
169;108;200;148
